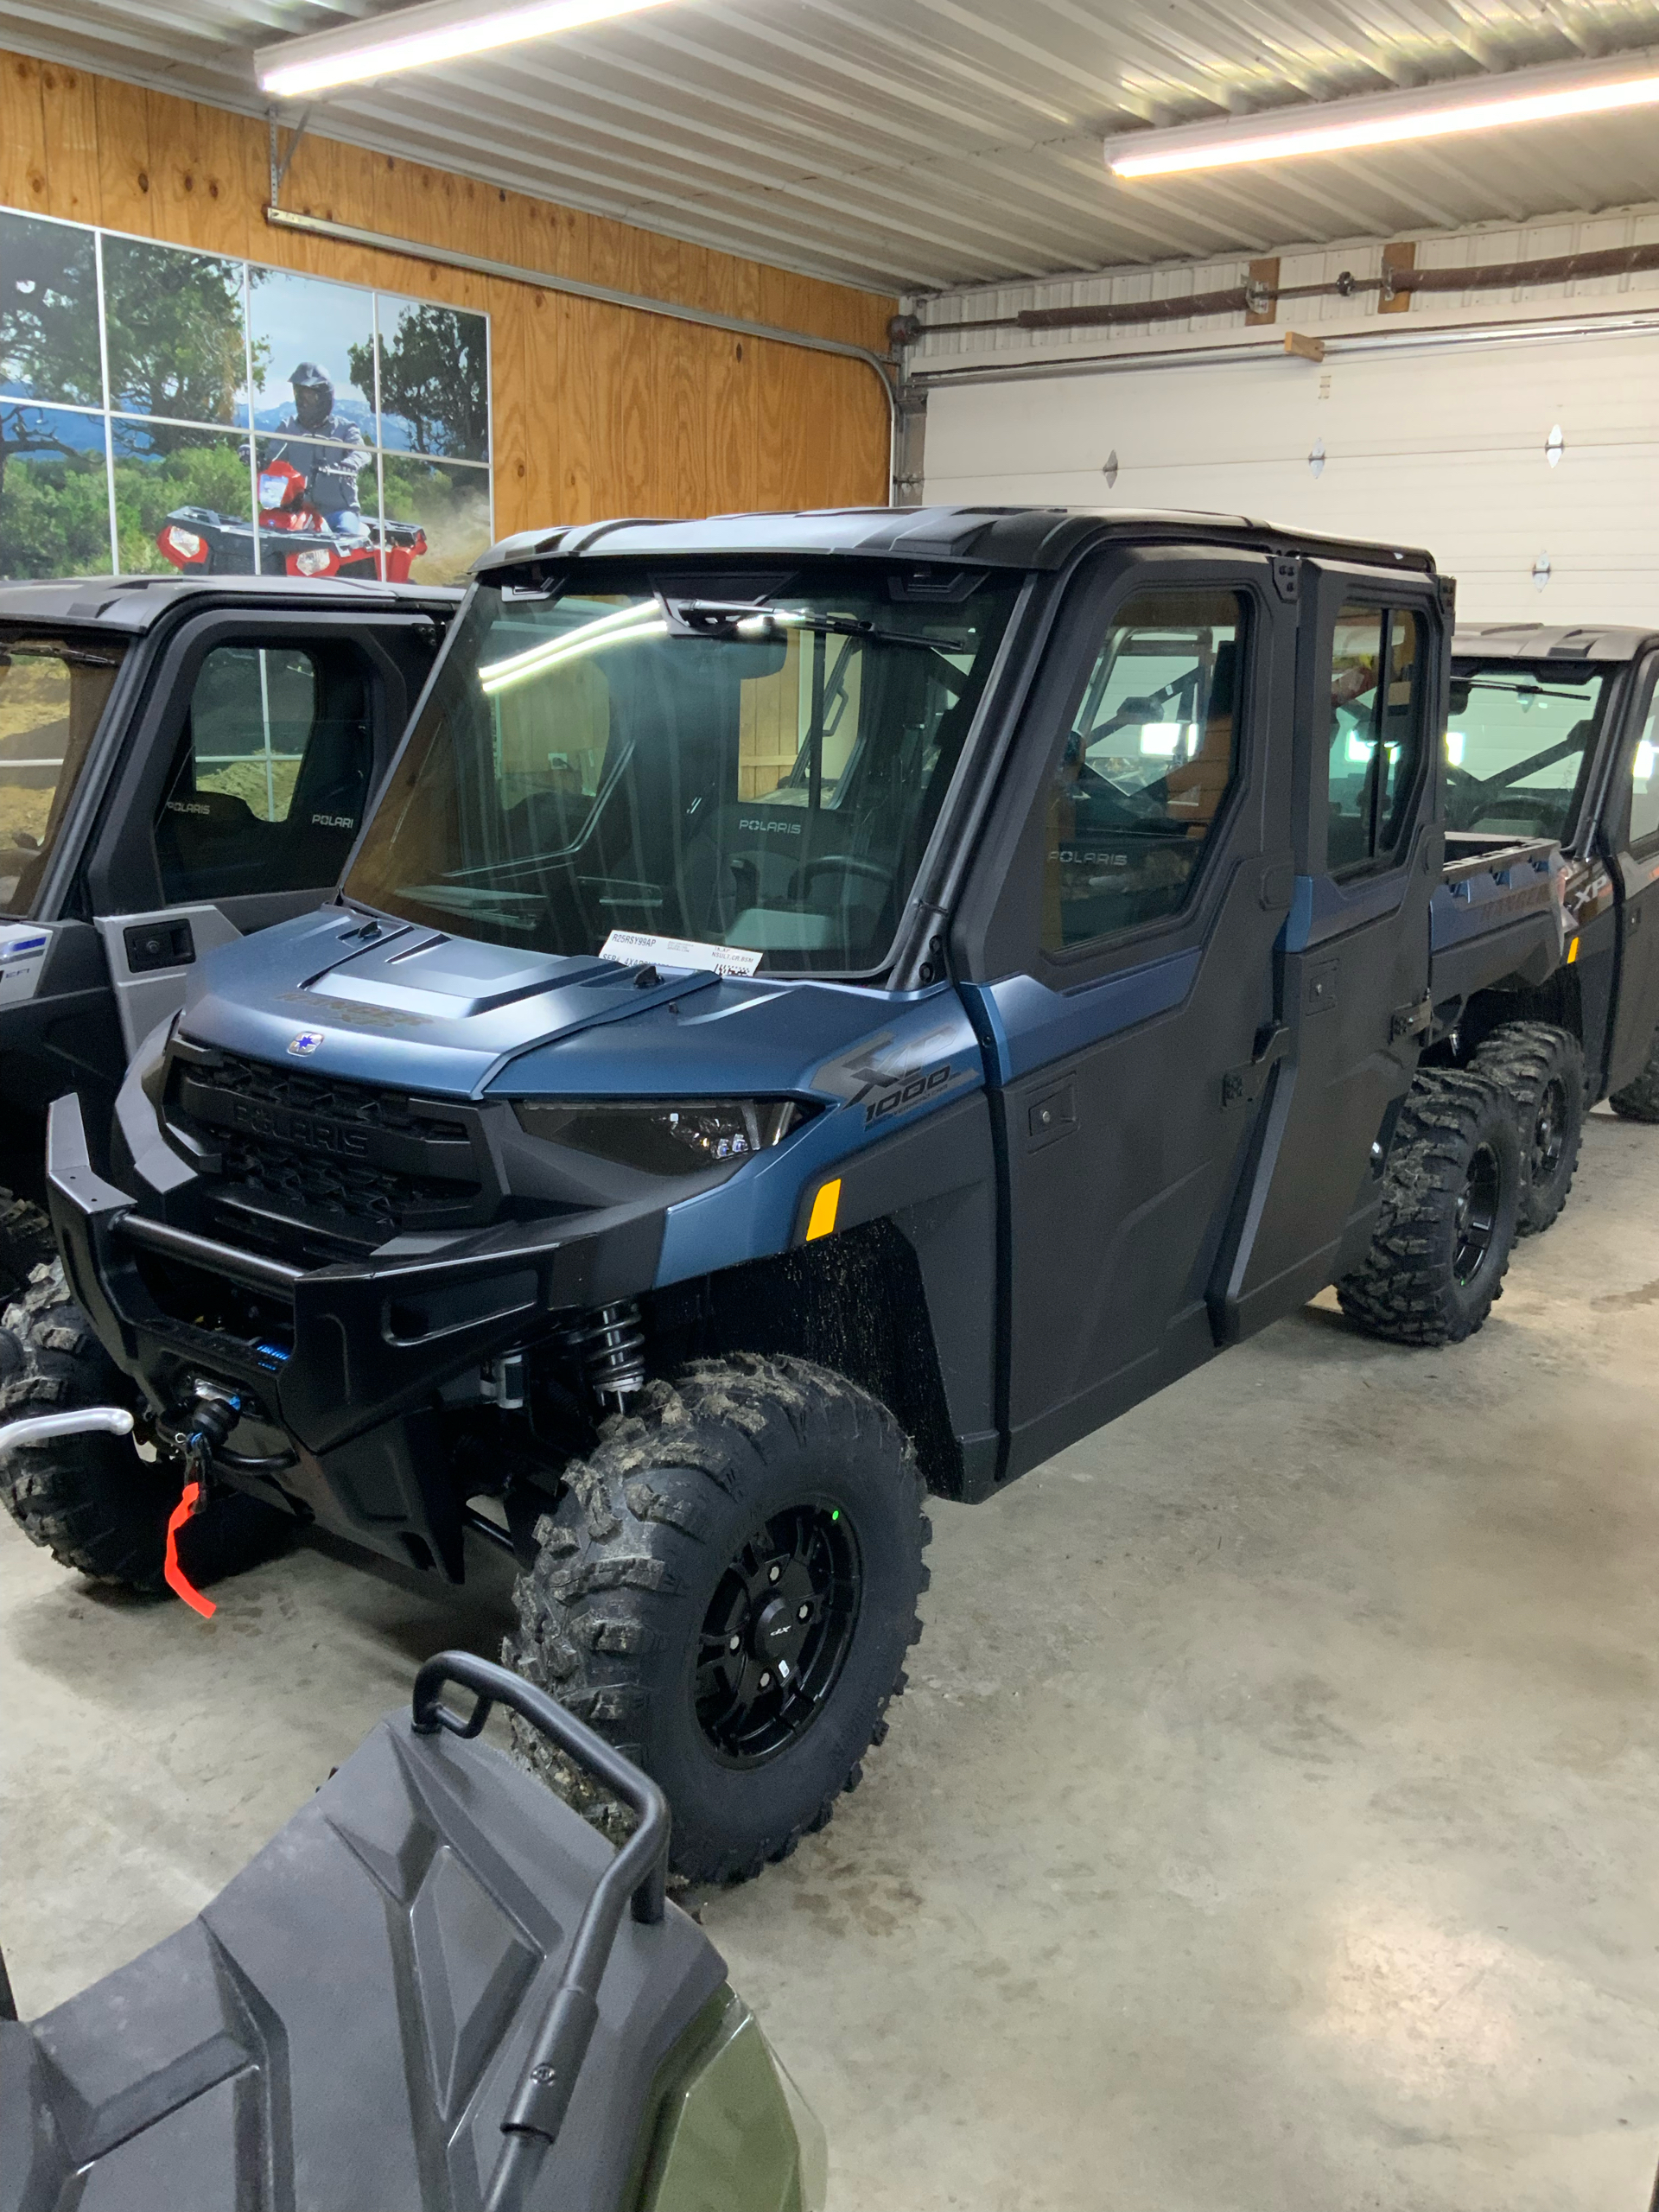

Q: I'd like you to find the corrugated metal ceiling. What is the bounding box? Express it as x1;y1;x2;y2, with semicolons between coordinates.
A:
3;0;1659;294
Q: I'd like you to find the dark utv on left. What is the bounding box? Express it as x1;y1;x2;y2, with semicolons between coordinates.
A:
9;505;1630;1882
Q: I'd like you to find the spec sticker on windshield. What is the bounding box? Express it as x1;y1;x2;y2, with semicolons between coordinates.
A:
601;931;763;979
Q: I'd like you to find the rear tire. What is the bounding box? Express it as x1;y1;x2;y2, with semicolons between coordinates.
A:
0;1188;54;1305
0;1263;292;1591
1337;1069;1522;1346
505;1354;929;1885
1469;1021;1584;1234
1608;1024;1659;1123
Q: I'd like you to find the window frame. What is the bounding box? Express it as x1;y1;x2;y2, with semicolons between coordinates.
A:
951;546;1281;995
1323;596;1431;883
1623;658;1659;860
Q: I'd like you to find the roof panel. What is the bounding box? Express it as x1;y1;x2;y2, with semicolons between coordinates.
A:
3;0;1659;290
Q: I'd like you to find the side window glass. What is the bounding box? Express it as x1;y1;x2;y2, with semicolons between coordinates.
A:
1629;684;1659;849
155;644;372;903
1042;588;1244;953
1326;603;1425;876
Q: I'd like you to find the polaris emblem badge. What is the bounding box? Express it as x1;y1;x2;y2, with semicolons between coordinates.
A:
287;1030;324;1057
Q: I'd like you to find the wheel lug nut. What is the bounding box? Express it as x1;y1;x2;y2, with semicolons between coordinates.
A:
797;1603;810;1621
728;1633;741;1651
759;1670;772;1689
768;1564;781;1583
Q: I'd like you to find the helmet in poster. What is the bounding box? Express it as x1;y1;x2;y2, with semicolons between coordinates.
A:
289;361;334;426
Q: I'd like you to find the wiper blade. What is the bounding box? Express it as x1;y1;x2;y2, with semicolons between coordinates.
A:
660;597;966;652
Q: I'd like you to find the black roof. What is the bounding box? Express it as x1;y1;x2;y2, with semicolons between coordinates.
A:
1453;621;1656;664
476;505;1439;579
0;574;461;634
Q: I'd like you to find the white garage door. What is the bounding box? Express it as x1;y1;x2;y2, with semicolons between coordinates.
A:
922;326;1659;625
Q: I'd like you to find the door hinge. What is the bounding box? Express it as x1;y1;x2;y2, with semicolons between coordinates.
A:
1389;992;1433;1043
1222;1023;1288;1108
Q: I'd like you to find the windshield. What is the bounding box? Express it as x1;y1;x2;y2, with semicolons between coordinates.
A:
1446;659;1611;845
1;632;128;917
346;566;1020;972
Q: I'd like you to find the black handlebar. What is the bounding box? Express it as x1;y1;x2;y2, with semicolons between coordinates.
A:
410;1652;671;2212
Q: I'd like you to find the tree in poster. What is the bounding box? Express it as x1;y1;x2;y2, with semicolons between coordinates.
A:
0;216;101;497
102;242;264;442
350;304;486;458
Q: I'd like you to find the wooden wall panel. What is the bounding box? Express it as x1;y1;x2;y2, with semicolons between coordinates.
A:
1;48;894;536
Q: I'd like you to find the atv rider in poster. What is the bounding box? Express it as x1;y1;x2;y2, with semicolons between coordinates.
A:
261;362;372;537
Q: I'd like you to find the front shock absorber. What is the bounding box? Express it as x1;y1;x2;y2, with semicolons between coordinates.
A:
562;1300;646;1413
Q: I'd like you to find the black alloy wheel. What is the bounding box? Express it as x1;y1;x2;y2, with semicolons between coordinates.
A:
1452;1141;1501;1285
696;1503;862;1765
1529;1074;1568;1189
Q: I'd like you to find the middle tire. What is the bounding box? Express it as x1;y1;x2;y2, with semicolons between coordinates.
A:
1337;1067;1522;1346
1468;1020;1584;1235
505;1353;930;1885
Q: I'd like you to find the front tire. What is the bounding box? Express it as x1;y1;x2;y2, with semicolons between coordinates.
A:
0;1263;292;1591
1337;1069;1522;1346
505;1354;930;1885
0;1186;54;1304
1469;1021;1584;1234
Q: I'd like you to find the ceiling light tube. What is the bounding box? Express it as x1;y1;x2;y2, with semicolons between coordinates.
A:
257;0;679;99
1105;46;1659;178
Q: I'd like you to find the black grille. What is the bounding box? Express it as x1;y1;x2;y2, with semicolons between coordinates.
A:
166;1047;489;1250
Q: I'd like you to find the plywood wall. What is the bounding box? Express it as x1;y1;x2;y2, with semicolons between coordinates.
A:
0;48;896;537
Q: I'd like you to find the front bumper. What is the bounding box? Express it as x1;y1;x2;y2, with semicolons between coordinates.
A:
47;1093;665;1577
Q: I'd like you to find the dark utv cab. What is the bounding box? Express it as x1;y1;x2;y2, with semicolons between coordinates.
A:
0;575;455;1294
1436;622;1659;1127
26;507;1554;1879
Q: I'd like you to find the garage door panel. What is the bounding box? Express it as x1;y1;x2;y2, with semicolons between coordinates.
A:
925;329;1659;625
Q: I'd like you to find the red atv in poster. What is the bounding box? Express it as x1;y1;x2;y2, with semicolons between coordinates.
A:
156;459;427;582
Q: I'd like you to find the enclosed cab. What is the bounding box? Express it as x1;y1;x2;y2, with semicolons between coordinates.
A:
23;508;1545;1880
0;575;455;1293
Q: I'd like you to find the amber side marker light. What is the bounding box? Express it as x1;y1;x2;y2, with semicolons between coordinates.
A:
805;1179;842;1241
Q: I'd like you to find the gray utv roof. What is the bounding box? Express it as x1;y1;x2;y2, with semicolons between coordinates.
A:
477;504;1439;578
1453;621;1657;663
0;575;461;633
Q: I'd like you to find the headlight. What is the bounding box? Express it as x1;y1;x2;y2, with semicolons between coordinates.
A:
515;1098;813;1176
293;546;336;576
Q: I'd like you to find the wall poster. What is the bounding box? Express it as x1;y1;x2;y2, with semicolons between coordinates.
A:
0;207;493;586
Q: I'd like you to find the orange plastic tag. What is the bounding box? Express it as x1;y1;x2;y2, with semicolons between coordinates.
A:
163;1483;217;1619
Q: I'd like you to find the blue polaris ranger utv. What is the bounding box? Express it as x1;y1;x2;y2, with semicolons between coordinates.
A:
17;506;1556;1880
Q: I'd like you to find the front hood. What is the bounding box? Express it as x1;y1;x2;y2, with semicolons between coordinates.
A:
174;906;980;1105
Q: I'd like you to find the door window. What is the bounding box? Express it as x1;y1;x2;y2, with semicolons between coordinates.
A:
1326;605;1426;875
1041;588;1244;952
0;634;126;915
155;643;373;902
1628;683;1659;850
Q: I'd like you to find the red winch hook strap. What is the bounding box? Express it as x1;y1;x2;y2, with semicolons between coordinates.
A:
164;1482;217;1619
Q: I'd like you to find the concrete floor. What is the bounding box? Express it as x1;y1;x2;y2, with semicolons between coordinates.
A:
3;1109;1656;2211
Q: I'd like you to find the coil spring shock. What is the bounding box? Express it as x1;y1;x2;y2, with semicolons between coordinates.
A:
563;1300;646;1411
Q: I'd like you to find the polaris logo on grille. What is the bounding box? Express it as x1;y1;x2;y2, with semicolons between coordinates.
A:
230;1098;370;1155
288;1030;324;1057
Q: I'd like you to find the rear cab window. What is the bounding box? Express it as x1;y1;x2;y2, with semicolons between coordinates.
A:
1326;604;1427;875
1626;676;1659;851
0;632;127;916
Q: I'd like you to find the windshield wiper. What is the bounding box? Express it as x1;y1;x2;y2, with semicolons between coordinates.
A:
660;597;967;653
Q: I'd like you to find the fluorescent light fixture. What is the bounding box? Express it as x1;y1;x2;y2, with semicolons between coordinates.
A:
257;0;679;99
1105;46;1659;179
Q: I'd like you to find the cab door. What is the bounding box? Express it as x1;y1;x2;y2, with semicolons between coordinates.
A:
1605;655;1659;1093
84;613;432;1055
1216;565;1441;1337
953;548;1299;1480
